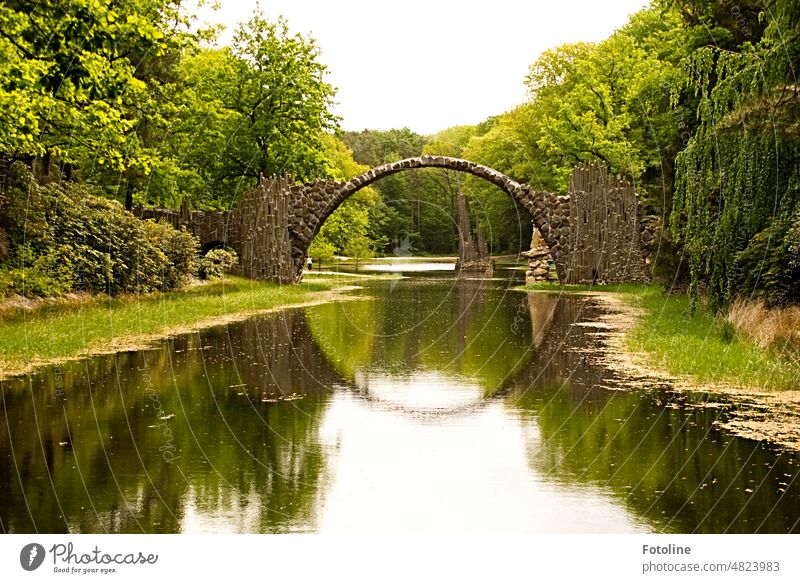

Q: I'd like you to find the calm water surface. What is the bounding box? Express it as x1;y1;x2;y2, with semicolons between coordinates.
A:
1;266;799;533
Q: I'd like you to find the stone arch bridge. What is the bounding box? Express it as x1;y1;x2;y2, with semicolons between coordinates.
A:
136;156;654;284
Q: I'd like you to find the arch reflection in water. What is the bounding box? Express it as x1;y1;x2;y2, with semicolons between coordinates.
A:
304;278;647;532
2;276;799;534
354;370;485;413
316;394;648;533
305;277;541;395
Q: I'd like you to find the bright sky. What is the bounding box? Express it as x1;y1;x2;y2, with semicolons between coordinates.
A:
195;0;650;135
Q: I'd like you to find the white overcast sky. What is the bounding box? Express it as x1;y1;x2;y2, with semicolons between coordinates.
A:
194;0;650;135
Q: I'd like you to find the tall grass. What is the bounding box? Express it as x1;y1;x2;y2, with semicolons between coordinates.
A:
727;299;800;352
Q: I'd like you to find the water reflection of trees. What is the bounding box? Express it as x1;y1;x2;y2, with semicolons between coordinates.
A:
509;296;800;534
0;310;346;533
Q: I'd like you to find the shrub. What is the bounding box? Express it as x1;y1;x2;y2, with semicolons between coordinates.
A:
142;220;199;290
0;162;199;297
649;230;690;292
0;228;9;262
198;248;238;280
733;212;800;307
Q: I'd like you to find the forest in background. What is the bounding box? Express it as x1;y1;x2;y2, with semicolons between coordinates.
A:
1;0;799;311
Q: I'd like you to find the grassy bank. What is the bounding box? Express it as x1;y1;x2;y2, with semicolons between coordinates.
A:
0;276;343;379
520;282;800;390
623;287;800;390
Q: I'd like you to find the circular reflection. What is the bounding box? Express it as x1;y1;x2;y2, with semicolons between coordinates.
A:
354;369;484;412
358;261;455;272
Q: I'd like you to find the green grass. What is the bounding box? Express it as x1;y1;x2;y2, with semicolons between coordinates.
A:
623;287;800;390
517;281;648;294
519;282;800;390
0;276;336;378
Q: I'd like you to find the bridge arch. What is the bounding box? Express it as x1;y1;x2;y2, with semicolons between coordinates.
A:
288;155;570;279
137;158;651;286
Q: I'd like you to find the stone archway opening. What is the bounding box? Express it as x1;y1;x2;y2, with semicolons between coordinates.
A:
200;240;229;255
287;156;569;283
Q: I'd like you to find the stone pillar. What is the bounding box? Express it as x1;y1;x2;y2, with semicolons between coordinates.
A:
239;175;295;284
523;227;555;283
565;163;650;284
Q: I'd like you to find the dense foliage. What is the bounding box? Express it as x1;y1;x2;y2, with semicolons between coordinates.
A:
0;164;198;297
142;14;339;208
459;0;800;309
669;0;800;309
0;1;350;297
0;0;189;175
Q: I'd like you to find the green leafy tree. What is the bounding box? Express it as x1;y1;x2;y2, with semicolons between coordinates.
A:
0;0;188;176
344;234;374;271
313;134;390;256
670;0;800;309
340;129;426;251
308;235;335;269
150;12;339;208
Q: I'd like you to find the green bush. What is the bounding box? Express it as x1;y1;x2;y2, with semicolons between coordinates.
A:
198;248;239;280
0;228;9;262
0;162;199;298
142;220;199;290
649;229;690;292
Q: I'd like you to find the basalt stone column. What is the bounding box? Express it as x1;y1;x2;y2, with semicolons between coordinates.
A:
239;175;295;284
133;201;240;257
565;163;650;284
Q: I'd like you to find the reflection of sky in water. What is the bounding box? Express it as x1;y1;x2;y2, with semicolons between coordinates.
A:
359;261;455;272
317;394;649;534
180;488;263;534
354;369;484;411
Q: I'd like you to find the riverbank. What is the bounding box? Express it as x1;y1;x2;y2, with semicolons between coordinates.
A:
520;282;800;451
0;275;358;380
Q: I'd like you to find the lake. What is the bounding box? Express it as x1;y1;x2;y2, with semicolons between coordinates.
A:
1;263;798;533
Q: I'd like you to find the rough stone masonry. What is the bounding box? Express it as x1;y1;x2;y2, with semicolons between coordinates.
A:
135;156;655;285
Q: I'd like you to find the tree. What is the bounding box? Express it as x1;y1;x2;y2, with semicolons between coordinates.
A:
344;234;374;271
341;128;426;251
0;0;188;177
313;134;392;257
308;235;335;270
148;12;339;208
669;0;800;309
